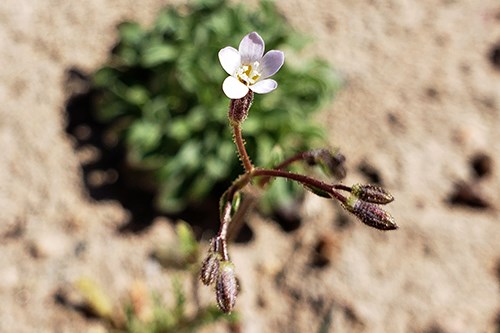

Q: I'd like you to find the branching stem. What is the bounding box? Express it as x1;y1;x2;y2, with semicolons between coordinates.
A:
252;168;348;204
256;151;307;187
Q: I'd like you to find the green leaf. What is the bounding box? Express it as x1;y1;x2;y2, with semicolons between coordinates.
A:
117;22;145;46
205;156;226;179
92;66;117;87
127;121;162;152
95;99;129;122
168;119;191;141
141;44;177;67
124;85;149;106
154;8;181;35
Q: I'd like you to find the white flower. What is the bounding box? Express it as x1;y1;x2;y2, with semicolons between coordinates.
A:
218;32;285;99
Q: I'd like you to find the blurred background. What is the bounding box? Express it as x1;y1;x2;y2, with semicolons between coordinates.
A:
0;0;499;332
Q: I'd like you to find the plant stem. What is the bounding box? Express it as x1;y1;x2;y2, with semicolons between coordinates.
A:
218;200;232;241
251;168;348;204
217;173;252;247
257;151;308;187
232;123;254;172
273;151;308;170
332;184;351;192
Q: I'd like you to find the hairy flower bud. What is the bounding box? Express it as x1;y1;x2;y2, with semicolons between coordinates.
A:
200;251;221;286
351;184;394;204
228;90;253;125
343;196;398;230
216;261;238;313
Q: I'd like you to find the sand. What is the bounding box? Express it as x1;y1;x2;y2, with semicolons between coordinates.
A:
0;0;499;332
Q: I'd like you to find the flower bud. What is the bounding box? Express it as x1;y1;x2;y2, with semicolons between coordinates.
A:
228;90;253;125
343;196;398;230
216;261;238;313
200;251;221;286
351;184;394;204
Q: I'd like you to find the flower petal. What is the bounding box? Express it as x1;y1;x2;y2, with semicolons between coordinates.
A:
260;50;285;78
249;79;277;94
222;76;249;99
239;32;264;64
218;47;241;76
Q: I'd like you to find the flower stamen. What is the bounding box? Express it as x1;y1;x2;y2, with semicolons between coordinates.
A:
236;62;261;86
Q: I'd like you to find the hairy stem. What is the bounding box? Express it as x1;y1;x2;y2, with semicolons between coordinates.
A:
217;167;350;247
232;123;254;172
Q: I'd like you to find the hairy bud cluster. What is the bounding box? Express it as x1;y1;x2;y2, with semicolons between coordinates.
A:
343;195;398;230
199;238;238;313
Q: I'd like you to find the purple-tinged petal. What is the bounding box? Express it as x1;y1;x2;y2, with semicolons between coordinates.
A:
218;47;241;76
223;76;249;99
260;50;285;78
239;32;264;64
249;79;277;94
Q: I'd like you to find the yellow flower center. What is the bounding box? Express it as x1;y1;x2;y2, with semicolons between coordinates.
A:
236;61;261;86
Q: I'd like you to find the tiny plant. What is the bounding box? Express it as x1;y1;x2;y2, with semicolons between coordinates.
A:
200;32;398;313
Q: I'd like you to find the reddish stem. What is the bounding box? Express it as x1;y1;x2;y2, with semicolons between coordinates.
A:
251;168;347;204
257;151;307;187
232;123;254;172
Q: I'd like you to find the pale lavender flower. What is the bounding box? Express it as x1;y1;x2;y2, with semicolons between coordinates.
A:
218;32;285;99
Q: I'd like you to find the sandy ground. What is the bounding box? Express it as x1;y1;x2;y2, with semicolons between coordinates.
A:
0;0;499;332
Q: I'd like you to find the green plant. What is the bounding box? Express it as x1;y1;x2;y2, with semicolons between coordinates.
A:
199;32;397;313
92;0;340;213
